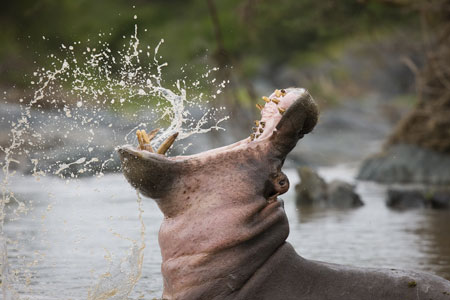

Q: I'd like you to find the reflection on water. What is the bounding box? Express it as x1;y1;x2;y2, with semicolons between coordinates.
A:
3;165;450;299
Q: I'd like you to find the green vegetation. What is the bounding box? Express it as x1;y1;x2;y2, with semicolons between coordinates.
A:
0;0;416;91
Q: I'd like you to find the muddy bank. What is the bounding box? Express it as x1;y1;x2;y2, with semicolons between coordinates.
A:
357;0;450;186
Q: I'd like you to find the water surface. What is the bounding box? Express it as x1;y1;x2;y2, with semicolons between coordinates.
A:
4;165;450;299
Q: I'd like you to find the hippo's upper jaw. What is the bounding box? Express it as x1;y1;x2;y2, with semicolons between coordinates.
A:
118;88;318;202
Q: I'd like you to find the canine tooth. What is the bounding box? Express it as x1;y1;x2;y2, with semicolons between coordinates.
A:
157;132;179;154
256;103;263;111
271;98;280;104
274;89;282;97
259;128;263;133
262;96;270;103
254;120;260;126
278;107;286;115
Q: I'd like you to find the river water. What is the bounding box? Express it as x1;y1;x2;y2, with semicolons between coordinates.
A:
3;164;450;299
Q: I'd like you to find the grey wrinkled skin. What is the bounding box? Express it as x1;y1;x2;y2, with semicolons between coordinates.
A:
118;89;450;300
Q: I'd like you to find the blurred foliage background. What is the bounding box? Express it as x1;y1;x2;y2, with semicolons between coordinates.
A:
0;0;416;93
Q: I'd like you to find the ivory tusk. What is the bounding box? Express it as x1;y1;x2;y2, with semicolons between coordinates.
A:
157;132;179;154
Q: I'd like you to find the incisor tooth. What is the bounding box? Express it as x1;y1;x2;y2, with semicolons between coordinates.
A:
141;130;151;144
157;132;179;155
147;128;160;141
136;130;144;150
140;130;155;152
262;96;270;103
256;103;263;111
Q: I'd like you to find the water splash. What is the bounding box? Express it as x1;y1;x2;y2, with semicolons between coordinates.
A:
0;20;229;299
87;192;146;300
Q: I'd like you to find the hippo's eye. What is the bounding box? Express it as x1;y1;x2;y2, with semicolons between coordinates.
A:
279;180;286;186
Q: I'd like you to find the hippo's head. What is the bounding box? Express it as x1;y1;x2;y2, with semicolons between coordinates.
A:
117;88;318;299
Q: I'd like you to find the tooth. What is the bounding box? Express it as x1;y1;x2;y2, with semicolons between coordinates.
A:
260;121;265;127
250;133;255;141
157;132;179;154
254;120;260;127
281;89;286;96
136;130;144;150
262;96;270;103
141;130;151;144
271;98;280;104
147;128;160;141
256;134;260;139
256;103;263;111
252;127;258;132
278;107;286;115
259;128;263;133
274;89;282;97
140;130;155;152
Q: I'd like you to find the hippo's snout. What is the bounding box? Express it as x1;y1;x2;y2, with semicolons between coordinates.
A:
118;145;179;199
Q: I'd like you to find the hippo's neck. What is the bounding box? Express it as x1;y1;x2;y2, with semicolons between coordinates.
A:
158;197;289;300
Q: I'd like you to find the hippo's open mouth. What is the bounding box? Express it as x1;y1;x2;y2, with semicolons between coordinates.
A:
119;88;314;159
118;87;318;201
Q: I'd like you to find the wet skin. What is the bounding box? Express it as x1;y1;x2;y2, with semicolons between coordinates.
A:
118;88;450;299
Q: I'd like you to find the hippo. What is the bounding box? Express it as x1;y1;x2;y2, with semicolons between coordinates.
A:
118;88;450;300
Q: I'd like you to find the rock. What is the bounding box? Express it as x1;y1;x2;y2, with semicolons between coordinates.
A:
386;189;430;209
387;188;450;209
295;167;363;208
431;191;450;209
295;167;327;206
328;180;364;208
357;144;450;185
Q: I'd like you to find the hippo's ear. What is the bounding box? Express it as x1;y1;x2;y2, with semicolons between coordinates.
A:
269;91;319;157
117;146;182;199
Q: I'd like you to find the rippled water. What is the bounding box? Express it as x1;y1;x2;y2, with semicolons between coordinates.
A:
3;164;449;299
